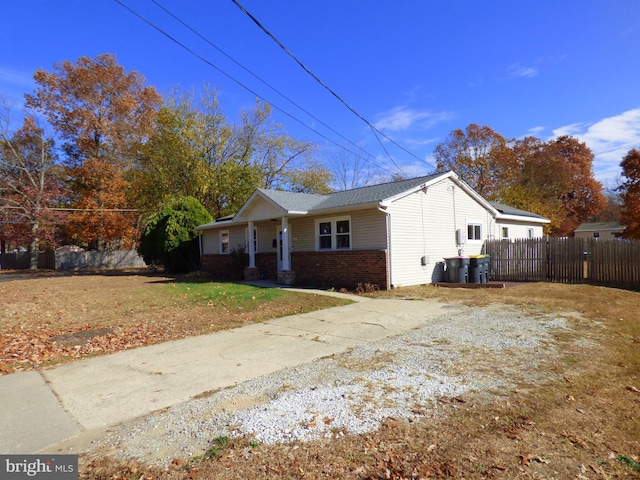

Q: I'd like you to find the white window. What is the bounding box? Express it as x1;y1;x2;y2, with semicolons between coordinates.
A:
245;227;258;252
502;227;509;239
220;230;229;254
467;223;482;241
316;216;351;250
528;228;534;239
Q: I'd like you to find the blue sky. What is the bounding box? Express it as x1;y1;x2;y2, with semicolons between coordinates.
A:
2;1;639;188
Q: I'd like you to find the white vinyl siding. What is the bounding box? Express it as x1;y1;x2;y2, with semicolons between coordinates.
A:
492;221;544;240
350;209;387;250
387;177;492;287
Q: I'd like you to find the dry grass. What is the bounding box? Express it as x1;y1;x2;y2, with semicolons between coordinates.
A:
0;271;350;374
96;282;637;480
3;273;639;478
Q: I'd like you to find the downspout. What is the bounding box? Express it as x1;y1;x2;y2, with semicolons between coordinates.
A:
379;207;393;289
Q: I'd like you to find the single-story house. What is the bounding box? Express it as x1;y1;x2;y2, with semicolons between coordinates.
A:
573;221;624;239
196;170;549;289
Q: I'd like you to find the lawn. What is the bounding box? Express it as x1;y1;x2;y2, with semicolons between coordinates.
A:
2;274;639;479
0;271;350;374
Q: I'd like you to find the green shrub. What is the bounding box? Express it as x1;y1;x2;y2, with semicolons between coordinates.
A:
138;196;212;273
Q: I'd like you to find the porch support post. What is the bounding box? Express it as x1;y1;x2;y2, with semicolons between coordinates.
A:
281;216;290;270
247;220;256;268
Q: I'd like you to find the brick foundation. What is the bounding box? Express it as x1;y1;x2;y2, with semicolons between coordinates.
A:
202;253;277;281
203;250;389;289
292;250;389;290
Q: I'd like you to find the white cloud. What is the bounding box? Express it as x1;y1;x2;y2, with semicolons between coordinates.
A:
525;126;546;137
552;108;640;186
374;106;454;132
507;63;538;78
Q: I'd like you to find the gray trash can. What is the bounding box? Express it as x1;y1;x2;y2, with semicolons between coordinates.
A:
469;255;483;283
444;257;461;283
445;256;470;283
482;254;490;283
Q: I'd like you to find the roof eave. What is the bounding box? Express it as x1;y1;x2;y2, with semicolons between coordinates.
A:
497;213;550;224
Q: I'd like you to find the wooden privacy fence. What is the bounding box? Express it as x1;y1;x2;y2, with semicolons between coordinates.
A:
484;237;640;289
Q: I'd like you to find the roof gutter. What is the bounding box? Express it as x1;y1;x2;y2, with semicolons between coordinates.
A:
497;213;550;224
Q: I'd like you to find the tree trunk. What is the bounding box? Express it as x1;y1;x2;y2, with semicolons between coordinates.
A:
30;222;39;270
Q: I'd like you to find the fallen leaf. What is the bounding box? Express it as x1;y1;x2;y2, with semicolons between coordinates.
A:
519;454;531;466
625;386;640;394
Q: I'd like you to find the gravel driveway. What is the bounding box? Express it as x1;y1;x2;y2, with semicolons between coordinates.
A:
87;302;571;466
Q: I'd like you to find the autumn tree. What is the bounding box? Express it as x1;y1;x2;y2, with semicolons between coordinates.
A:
501;136;605;236
25;53;161;249
433;124;515;198
618;148;640;239
0;106;63;269
131;87;325;219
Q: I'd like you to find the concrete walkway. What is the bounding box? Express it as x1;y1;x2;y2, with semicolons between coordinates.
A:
0;288;446;454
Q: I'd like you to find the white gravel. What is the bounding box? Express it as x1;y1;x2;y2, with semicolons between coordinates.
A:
92;303;570;465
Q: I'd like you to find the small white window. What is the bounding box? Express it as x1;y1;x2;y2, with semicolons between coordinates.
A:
220;230;229;254
316;216;351;251
502;227;509;239
467;223;482;241
528;228;534;239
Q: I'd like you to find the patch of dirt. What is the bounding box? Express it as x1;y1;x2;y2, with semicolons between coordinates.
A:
50;328;115;347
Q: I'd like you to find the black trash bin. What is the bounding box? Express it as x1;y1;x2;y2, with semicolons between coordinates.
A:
469;255;483;283
445;256;470;283
482;254;490;283
458;257;470;284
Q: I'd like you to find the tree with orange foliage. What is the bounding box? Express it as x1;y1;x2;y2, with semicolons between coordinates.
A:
503;136;606;236
435;124;606;236
618;148;640;239
25;54;161;249
433;124;516;198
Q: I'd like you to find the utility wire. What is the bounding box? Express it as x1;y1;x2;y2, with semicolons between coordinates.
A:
151;0;375;165
114;0;400;177
231;0;435;171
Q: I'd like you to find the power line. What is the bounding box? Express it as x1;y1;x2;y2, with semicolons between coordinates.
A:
150;0;375;165
231;0;435;171
114;0;400;177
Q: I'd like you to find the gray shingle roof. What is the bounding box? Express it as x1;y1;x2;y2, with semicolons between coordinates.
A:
490;202;547;220
574;221;623;232
261;173;443;212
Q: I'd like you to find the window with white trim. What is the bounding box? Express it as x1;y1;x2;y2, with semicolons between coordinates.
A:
467;223;482;241
527;228;534;239
316;216;351;250
220;230;229;254
502;227;509;239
